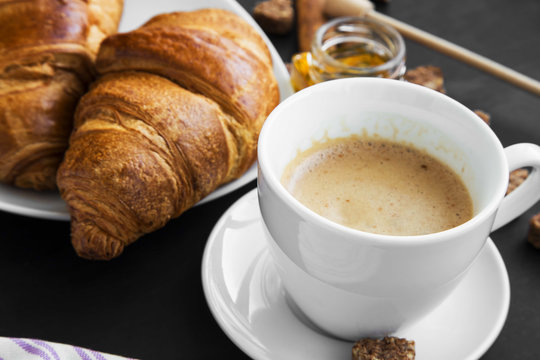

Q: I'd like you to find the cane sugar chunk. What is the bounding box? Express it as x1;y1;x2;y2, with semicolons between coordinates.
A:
352;336;415;360
253;0;294;35
404;65;446;93
507;168;529;195
528;213;540;249
473;109;491;124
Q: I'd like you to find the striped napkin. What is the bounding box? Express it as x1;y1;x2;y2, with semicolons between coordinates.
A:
0;338;137;360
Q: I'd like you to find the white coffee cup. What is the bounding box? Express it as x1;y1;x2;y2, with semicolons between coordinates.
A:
257;77;540;340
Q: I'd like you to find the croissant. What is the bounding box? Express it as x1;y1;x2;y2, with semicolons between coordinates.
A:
0;0;124;190
56;9;280;260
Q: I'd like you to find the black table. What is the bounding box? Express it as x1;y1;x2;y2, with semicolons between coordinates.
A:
1;0;539;359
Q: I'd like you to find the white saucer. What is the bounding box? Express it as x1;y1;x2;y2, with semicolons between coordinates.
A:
202;189;510;360
0;0;294;221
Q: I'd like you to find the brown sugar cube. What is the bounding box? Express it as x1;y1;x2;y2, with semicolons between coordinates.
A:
352;336;415;360
506;168;529;195
473;109;491;125
253;0;294;35
528;213;540;249
404;65;446;93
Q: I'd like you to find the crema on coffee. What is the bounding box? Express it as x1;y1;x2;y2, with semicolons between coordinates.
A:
281;135;473;236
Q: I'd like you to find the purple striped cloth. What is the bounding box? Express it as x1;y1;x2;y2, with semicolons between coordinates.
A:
0;338;137;360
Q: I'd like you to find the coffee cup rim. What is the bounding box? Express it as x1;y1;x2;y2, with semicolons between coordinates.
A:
258;78;509;246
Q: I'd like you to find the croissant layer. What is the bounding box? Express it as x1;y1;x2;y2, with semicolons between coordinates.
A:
0;0;124;190
96;9;279;179
57;9;279;260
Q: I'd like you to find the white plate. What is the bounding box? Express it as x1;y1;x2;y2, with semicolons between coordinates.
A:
0;0;293;221
202;189;511;360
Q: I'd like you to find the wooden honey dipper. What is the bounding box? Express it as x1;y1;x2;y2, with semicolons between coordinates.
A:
320;0;540;97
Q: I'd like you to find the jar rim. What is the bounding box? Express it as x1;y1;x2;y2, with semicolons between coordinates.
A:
311;16;406;76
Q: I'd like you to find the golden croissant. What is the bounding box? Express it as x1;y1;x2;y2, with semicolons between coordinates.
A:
57;9;280;260
0;0;124;190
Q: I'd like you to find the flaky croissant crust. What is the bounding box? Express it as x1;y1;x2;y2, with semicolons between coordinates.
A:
57;9;280;260
0;0;123;190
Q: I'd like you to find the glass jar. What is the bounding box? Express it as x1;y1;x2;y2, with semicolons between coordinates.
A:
290;16;406;92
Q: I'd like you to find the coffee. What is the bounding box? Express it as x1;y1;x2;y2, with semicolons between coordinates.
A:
281;135;473;235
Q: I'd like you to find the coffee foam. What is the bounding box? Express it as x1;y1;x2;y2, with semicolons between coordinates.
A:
282;135;473;236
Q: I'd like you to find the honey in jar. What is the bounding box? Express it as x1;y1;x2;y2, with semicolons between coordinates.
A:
290;17;406;92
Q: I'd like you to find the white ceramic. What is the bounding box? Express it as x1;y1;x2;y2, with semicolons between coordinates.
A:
257;77;540;340
202;189;510;360
0;0;293;221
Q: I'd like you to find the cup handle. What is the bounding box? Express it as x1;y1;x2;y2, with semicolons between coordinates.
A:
491;143;540;231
